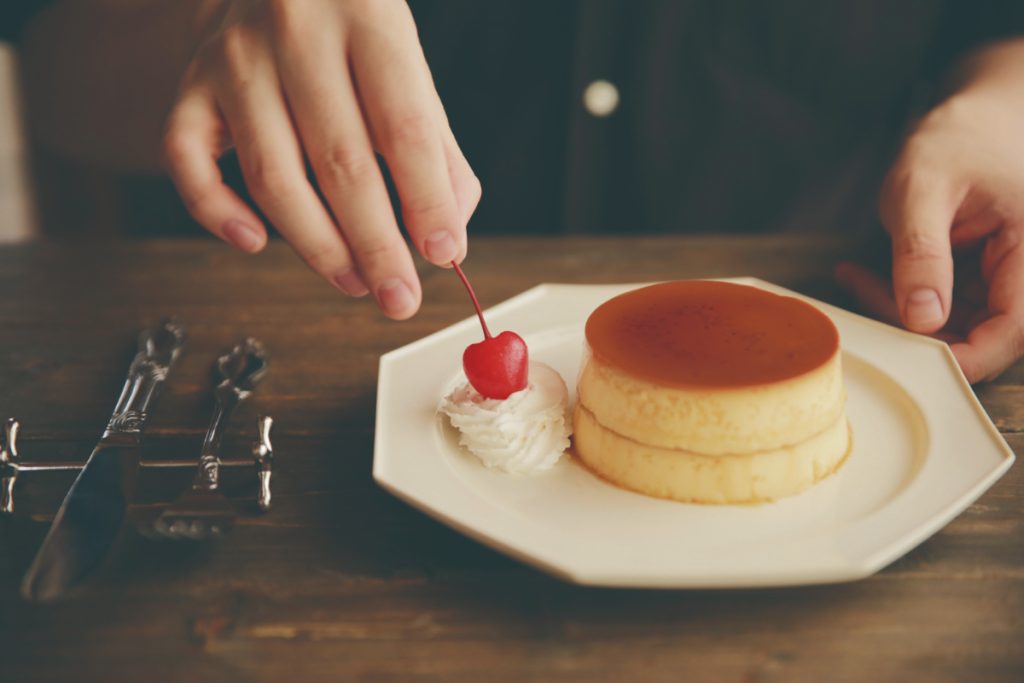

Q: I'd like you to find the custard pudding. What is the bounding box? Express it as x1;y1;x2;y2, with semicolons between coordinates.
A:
573;280;850;504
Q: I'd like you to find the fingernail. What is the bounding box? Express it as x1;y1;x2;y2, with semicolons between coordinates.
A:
377;278;417;318
222;220;263;253
333;269;369;297
424;231;458;264
905;288;943;328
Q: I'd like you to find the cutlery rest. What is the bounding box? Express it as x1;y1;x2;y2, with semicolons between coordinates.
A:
1;415;276;517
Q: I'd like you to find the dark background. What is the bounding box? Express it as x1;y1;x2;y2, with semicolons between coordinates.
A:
5;0;1024;242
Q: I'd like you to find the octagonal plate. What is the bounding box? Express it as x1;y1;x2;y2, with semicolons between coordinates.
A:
373;279;1015;587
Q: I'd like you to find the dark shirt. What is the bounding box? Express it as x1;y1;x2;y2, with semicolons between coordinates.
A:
5;1;1024;238
410;0;1024;236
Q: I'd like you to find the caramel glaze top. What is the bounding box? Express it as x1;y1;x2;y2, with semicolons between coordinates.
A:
585;281;840;389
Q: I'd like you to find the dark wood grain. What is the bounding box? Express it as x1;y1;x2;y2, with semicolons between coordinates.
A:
1;237;1021;683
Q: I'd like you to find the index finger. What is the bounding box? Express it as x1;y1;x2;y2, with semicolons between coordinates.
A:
348;6;463;267
951;313;1024;383
950;244;1024;382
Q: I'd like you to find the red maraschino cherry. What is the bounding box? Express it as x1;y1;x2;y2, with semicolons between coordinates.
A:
452;261;529;399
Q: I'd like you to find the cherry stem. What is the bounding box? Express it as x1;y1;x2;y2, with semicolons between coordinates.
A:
451;261;492;340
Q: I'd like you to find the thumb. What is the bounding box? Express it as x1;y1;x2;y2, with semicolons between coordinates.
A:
880;172;957;334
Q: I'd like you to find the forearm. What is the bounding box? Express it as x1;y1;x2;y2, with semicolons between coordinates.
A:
20;0;220;170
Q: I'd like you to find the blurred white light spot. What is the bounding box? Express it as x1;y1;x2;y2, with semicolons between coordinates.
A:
583;80;619;118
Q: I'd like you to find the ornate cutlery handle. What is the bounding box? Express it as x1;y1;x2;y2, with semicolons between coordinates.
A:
253;415;274;511
194;338;268;490
104;320;187;440
1;418;19;513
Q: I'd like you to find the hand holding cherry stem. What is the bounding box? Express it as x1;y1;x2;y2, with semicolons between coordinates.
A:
452;262;529;399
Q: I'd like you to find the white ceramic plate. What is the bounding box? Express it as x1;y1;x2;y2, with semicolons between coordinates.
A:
373;279;1015;587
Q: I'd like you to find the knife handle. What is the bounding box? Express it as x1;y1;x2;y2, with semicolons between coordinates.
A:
104;320;186;439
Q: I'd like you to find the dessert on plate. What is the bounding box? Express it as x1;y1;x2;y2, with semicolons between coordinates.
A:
574;280;851;503
438;263;571;474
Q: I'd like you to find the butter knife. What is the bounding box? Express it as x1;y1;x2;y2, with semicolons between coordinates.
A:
21;320;186;601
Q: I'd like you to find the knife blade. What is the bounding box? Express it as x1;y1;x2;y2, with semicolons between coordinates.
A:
21;320;186;601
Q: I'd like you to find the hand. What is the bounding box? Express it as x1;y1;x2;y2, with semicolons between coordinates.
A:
837;92;1024;383
162;0;481;319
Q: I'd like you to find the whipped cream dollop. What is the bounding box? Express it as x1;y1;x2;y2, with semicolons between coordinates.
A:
439;361;572;475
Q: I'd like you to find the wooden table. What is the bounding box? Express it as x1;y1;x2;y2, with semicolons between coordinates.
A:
1;237;1021;682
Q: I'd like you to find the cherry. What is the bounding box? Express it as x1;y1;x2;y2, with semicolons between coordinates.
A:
452;261;529;399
